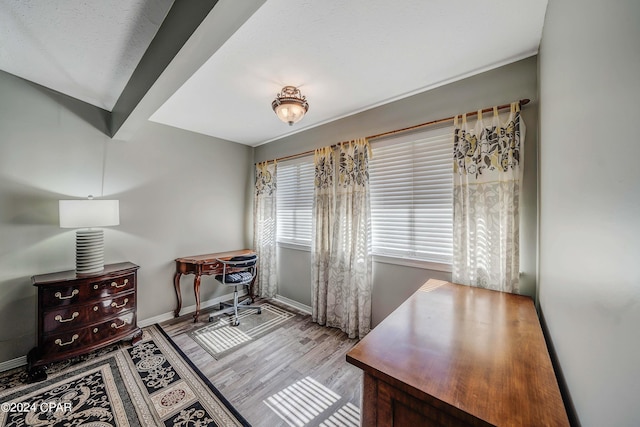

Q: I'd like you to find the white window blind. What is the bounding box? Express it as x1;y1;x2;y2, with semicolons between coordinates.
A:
276;157;315;246
369;125;454;264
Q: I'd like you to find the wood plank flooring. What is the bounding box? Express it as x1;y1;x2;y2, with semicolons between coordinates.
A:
160;299;363;427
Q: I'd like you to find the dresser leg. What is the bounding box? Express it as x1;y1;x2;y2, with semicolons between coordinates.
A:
26;348;47;383
26;365;47;383
130;328;143;345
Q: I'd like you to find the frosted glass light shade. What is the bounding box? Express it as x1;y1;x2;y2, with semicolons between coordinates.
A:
59;200;120;228
271;86;309;126
274;102;307;126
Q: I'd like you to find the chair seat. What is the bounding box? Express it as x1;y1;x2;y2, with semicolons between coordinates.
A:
215;271;254;284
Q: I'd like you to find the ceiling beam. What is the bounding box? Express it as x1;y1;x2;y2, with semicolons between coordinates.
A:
111;0;266;140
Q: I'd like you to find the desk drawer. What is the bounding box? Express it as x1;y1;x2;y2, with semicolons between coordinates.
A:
201;262;222;274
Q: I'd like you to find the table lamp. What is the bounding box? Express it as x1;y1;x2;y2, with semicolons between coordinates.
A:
59;197;120;274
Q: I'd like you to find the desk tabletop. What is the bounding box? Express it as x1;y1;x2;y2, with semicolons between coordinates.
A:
346;279;569;426
175;249;254;264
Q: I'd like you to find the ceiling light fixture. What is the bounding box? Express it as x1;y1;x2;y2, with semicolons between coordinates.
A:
272;86;309;126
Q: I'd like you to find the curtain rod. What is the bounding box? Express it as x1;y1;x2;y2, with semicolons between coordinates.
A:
256;98;530;165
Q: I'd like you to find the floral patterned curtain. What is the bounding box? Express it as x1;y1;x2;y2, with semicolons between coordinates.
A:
253;161;277;297
452;102;525;293
311;147;334;328
312;139;372;339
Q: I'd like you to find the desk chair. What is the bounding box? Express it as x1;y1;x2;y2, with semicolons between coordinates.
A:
208;254;261;326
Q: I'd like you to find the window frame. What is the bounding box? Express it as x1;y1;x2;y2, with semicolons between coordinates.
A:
368;123;454;271
275;156;315;249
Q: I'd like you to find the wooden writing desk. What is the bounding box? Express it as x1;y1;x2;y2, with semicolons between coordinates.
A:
173;249;256;322
346;279;569;426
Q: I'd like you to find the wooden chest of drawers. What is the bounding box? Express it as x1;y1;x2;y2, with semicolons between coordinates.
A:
27;262;142;381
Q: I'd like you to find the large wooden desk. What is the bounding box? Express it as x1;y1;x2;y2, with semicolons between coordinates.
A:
346;279;569;427
173;249;256;322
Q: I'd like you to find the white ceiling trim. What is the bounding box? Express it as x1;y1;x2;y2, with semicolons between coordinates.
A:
149;0;548;146
254;50;538;147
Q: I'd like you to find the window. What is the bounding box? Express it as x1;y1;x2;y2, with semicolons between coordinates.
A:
369;125;454;265
276;157;315;247
274;125;454;266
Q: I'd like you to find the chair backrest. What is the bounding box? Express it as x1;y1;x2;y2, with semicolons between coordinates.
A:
215;254;258;285
221;254;257;268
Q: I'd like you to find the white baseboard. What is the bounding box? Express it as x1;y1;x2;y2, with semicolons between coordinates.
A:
0;356;27;373
274;294;312;314
0;291;244;373
138;290;244;327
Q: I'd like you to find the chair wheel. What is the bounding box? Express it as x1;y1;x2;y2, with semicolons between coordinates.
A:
231;319;239;326
257;309;262;314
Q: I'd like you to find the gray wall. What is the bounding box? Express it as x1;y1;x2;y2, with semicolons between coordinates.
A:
257;57;539;325
538;0;640;425
0;70;252;364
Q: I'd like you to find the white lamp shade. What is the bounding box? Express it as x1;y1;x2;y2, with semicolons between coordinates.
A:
59;200;120;228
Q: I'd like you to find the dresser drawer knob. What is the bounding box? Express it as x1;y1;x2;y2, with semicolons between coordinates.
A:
54;289;78;300
111;298;129;309
93;328;98;333
94;284;99;290
54;312;79;323
93;306;99;311
54;334;79;346
111;320;129;329
111;281;126;289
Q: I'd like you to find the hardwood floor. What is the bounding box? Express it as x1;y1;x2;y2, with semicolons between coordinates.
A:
160;299;363;427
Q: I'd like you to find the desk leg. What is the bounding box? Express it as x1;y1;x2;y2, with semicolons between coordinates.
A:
173;272;183;318
193;274;202;323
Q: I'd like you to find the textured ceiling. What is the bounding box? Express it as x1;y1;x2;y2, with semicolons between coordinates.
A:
0;0;174;111
149;0;548;146
0;0;547;145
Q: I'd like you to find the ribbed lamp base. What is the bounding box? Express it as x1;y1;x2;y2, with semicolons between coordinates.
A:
75;229;104;274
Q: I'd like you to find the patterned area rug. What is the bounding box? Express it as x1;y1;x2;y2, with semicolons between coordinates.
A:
190;303;296;360
0;325;250;427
